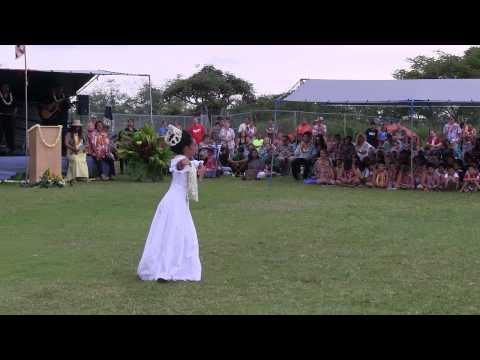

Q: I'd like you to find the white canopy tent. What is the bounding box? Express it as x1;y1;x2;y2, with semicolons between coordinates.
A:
280;79;480;106
268;78;480;185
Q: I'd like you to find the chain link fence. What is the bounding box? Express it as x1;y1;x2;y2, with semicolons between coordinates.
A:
85;107;480;141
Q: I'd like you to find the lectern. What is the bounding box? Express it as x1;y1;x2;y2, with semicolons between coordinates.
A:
27;125;63;183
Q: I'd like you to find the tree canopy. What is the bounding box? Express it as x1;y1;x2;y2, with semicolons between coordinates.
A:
393;47;480;79
162;65;256;115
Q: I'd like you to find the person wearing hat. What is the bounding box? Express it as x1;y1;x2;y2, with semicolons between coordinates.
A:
64;119;89;181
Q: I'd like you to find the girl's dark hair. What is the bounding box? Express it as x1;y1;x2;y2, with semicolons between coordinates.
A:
248;149;259;162
69;125;82;137
170;130;194;155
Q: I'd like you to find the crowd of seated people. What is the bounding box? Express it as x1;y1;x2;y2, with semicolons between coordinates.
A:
194;114;480;192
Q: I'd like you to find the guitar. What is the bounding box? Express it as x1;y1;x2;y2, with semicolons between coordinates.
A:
38;97;69;121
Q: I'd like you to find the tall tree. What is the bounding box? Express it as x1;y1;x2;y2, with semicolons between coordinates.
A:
162;65;256;116
393;47;480;79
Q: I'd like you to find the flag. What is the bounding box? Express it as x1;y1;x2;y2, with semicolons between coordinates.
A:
15;45;25;59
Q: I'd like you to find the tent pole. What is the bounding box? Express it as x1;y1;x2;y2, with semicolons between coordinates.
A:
269;100;278;186
148;75;153;125
410;100;414;189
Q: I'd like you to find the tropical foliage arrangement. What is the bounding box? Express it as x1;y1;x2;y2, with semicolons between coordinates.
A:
21;169;66;188
117;124;172;182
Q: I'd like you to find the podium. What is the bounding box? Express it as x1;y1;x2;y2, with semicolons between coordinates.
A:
27;125;63;184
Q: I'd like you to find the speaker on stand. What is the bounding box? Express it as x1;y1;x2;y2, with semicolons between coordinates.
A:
76;95;90;124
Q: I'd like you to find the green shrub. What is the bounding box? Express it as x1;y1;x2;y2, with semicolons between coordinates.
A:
117;125;172;182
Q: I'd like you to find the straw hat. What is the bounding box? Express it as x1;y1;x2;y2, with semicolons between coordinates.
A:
71;119;82;127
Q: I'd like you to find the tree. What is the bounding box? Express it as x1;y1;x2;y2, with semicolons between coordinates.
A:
132;83;188;115
87;79;134;114
162;65;255;116
393;47;480;79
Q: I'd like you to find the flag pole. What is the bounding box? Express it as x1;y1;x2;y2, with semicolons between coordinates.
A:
24;46;29;183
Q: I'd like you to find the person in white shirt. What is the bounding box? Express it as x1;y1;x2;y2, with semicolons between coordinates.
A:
355;134;373;169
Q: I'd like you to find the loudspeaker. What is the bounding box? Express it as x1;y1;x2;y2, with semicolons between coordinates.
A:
77;95;89;115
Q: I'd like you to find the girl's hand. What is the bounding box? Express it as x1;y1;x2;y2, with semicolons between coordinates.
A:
177;158;191;171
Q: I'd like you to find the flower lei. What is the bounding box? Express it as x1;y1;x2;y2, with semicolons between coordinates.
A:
28;125;62;148
174;155;199;202
0;91;13;106
53;93;65;102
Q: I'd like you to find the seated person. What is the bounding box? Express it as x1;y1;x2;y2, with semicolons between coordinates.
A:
336;158;361;187
435;163;447;189
218;145;233;175
445;166;460;191
394;164;415;190
243;149;266;180
64;119;89;181
460;165;480;192
334;159;344;183
421;164;441;191
425;130;443;155
252;132;264;151
228;145;248;177
204;149;218;178
313;150;335;185
275;135;295;176
373;162;389;188
291;132;316;180
361;159;375;187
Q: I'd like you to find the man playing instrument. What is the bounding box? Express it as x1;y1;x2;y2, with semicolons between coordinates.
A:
0;84;17;154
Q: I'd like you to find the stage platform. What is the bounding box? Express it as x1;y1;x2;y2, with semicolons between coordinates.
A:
0;156;69;181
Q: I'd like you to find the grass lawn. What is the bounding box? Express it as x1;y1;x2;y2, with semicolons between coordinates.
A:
1;176;480;314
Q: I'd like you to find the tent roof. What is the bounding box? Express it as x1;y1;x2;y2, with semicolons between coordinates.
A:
281;79;480;105
0;68;149;102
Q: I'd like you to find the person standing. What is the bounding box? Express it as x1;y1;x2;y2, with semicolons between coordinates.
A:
443;115;462;159
189;114;205;145
137;125;206;282
219;119;236;155
0;84;16;154
92;120;111;181
365;120;379;148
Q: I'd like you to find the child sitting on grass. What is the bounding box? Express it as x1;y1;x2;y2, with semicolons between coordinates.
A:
444;166;460;191
395;164;415;190
421;163;440;192
460;165;480;192
313;150;335;185
204;148;217;178
334;159;344;183
337;158;361;187
243;148;267;180
361;159;375;187
373;162;389;188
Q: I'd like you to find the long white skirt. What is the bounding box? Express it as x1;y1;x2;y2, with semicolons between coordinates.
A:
137;186;201;281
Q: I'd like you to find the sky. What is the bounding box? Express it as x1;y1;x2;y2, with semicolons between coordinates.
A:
0;45;475;96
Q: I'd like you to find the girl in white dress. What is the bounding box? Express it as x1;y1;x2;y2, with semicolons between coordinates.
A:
137;125;206;282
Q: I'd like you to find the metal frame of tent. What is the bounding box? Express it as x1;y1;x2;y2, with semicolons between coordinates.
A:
269;78;480;186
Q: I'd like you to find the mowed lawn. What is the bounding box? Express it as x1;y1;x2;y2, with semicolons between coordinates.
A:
2;176;480;314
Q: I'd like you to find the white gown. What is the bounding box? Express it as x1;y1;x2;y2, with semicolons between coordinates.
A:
137;156;202;281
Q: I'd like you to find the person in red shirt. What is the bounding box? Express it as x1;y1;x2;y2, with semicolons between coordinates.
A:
189;115;205;145
296;120;313;137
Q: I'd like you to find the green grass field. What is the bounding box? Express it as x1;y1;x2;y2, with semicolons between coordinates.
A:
1;176;480;314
